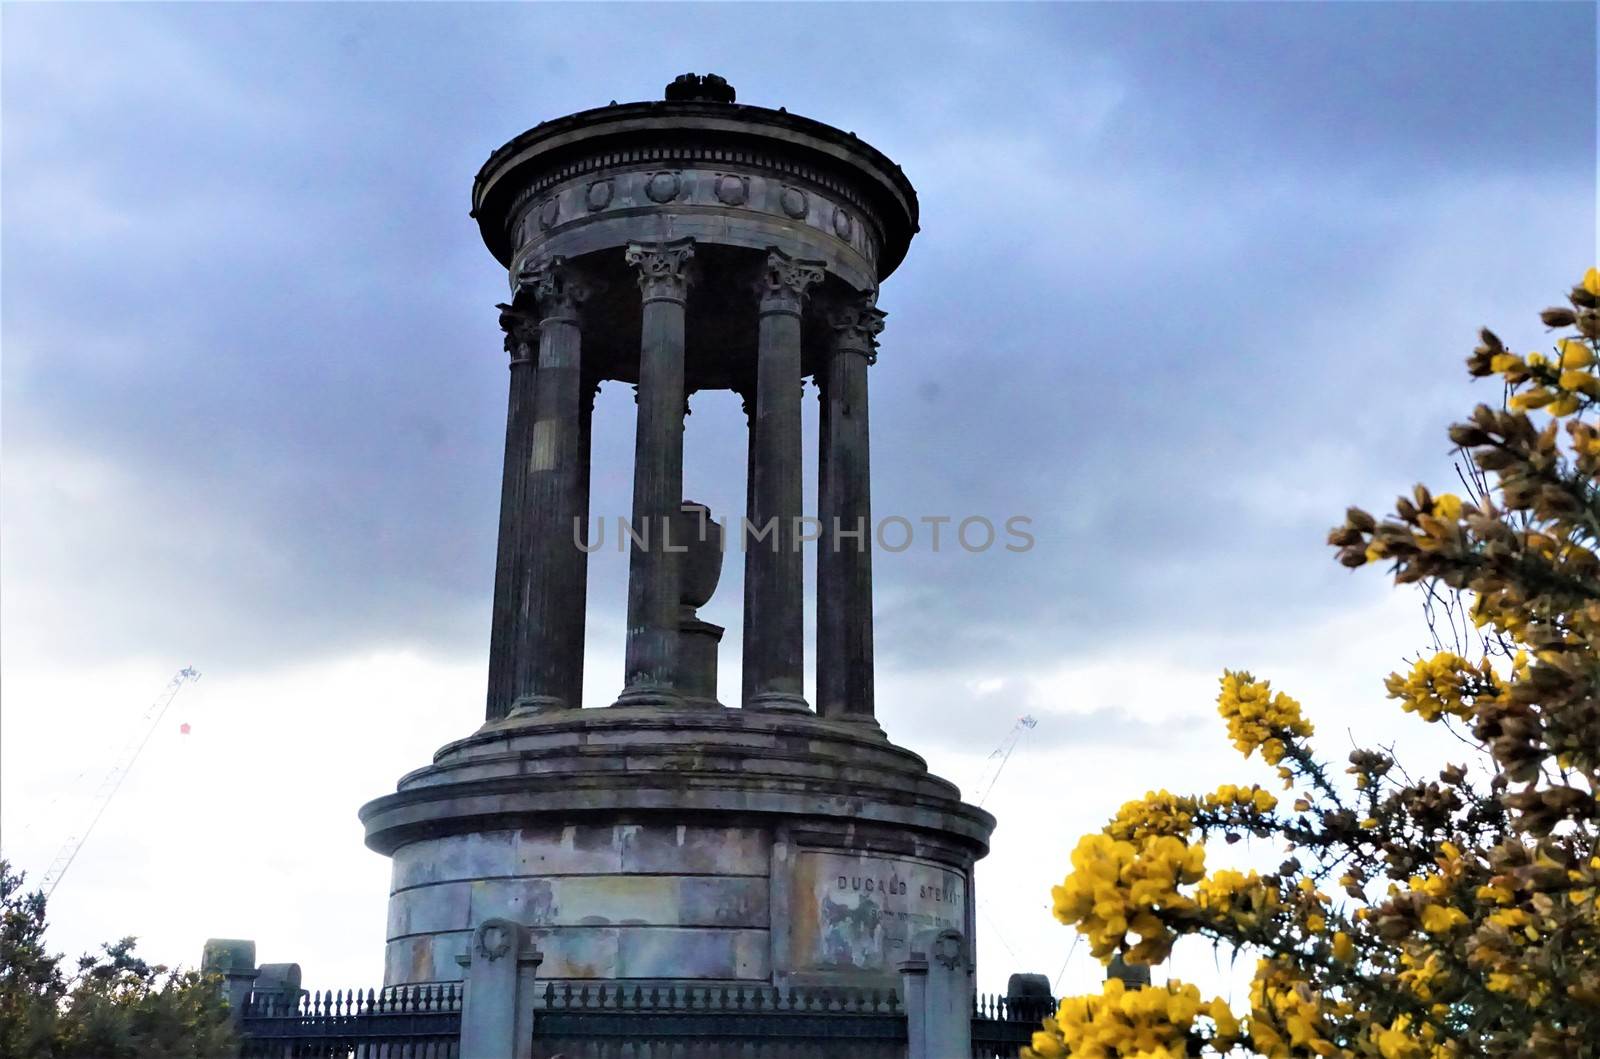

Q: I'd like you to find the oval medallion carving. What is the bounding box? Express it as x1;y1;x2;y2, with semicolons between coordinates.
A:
645;171;681;204
714;174;747;206
538;198;560;230
779;186;808;219
585;180;613;212
832;206;853;239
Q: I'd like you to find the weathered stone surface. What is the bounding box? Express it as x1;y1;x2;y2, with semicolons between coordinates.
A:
516;825;625;875
616;928;769;979
786;851;966;975
619;825;769;875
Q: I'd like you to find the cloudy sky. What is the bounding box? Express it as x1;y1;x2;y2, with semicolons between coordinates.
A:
3;1;1594;1001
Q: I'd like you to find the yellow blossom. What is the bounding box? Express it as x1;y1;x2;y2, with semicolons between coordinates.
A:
1217;671;1313;765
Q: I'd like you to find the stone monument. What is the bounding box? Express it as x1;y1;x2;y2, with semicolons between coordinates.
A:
359;73;994;1006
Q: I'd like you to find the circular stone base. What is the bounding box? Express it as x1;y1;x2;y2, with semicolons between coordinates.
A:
359;707;994;989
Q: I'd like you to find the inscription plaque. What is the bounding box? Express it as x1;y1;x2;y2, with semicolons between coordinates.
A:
789;850;966;972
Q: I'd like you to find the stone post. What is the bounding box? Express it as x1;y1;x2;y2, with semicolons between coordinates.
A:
900;928;972;1059
817;290;885;724
743;248;823;711
1107;952;1153;988
456;918;543;1059
486;305;538;722
200;938;258;1025
617;237;695;706
898;950;929;1059
510;259;591;716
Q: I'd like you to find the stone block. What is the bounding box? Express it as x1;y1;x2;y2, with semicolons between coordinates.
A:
516;825;623;875
554;876;680;926
390;842;444;892
615;928;763;979
388;882;473;937
444;831;517;880
677;877;768;928
528;927;619;979
620;825;770;876
468;877;558;926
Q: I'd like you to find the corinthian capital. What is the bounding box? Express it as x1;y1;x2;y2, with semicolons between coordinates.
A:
496;303;538;364
516;257;591;322
829;289;887;362
625;237;696;303
758;247;825;316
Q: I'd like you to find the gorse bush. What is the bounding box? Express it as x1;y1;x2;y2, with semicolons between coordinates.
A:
0;861;234;1059
1025;271;1600;1059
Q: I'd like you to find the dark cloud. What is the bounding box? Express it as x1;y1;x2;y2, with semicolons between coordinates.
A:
1;3;1593;689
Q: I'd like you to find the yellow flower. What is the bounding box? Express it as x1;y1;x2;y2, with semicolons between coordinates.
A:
1585;266;1600;296
1430;493;1463;520
1217;671;1313;765
1548;394;1582;416
1333;931;1355;961
1559;337;1595;369
1509;387;1554;411
1419;904;1467;934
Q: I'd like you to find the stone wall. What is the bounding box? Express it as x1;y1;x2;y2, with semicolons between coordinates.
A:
386;824;772;984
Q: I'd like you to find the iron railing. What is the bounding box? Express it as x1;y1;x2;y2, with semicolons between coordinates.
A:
531;983;906;1057
971;991;1055;1058
239;984;461;1059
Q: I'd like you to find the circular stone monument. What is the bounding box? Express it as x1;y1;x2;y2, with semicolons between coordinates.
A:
360;72;995;994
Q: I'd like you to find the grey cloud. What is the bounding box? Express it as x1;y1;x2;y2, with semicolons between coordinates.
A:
1;3;1593;690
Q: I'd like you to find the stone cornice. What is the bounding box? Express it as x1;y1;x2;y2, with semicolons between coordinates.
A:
359;708;995;857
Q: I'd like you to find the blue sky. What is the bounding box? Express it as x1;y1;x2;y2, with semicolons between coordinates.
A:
3;1;1594;996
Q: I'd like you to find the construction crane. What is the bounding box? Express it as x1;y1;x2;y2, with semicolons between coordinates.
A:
38;666;202;900
972;714;1037;808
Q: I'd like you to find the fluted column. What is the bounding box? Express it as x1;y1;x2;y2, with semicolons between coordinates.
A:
743;249;824;711
510;258;591;716
617;237;695;706
817;290;885;724
486;304;538;722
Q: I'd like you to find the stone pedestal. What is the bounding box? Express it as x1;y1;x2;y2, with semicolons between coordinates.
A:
361;709;993;994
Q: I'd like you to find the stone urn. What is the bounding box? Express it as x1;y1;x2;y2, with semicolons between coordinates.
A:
674;500;723;610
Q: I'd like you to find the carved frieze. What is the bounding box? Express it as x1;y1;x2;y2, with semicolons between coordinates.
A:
644;171;682;203
713;173;748;206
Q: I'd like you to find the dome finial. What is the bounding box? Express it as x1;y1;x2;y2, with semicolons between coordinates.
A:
664;72;736;103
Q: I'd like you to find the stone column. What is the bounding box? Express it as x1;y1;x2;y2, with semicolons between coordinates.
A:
817;290;885;724
743;249;823;711
486;306;538;722
510;259;590;716
617;237;695;706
